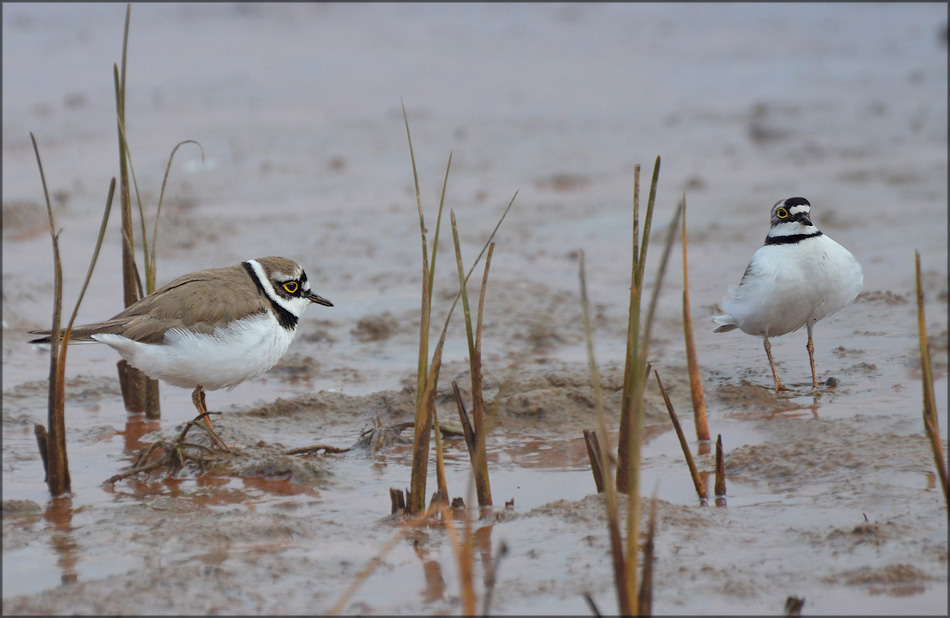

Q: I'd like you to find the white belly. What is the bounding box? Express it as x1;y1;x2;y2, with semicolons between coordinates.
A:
93;312;295;391
721;235;863;337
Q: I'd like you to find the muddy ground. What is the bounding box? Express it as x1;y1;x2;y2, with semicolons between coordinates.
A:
2;4;948;615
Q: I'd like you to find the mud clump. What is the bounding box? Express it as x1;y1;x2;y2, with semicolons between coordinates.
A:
826;564;933;596
351;313;399;342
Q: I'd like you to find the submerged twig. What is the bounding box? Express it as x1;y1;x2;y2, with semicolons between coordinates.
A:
482;540;508;616
584;593;604;618
328;500;444;615
285;444;353;456
440;501;476;615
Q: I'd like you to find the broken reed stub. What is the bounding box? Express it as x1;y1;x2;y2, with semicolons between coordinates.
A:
714;434;727;497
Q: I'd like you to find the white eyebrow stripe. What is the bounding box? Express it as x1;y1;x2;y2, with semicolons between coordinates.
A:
247;259;298;314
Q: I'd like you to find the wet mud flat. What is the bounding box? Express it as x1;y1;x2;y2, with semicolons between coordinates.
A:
2;350;948;614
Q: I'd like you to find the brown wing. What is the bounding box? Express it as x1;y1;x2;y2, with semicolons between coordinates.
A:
30;264;268;345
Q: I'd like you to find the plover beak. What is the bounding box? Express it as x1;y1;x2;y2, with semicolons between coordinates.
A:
800;216;813;227
306;291;334;307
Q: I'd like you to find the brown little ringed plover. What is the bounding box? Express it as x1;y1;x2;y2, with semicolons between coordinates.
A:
30;257;332;447
712;197;863;392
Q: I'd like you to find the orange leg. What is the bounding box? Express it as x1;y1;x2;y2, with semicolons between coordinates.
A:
190;385;231;452
806;324;819;388
764;336;790;392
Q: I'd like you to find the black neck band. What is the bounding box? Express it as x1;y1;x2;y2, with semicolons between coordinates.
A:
765;231;823;246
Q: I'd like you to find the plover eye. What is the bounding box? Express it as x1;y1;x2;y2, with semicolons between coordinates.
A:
776;207;789;219
282;281;299;294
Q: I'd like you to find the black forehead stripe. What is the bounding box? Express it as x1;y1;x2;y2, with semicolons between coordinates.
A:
242;261;298;330
764;231;823;246
783;197;811;209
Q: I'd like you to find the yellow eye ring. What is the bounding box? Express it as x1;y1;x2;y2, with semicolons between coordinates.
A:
776;207;789;219
283;281;299;294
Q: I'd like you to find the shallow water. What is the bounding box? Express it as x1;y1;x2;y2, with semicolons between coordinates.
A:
3;3;948;615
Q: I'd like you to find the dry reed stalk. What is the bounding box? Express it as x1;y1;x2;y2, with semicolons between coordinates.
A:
450;213;495;506
715;434;727;498
409;236;508;513
452;381;477;449
470;243;494;506
139;139;200;417
432;405;449;500
655;371;708;502
32;134;117;495
915;251;949;511
34;425;49;482
622;183;683;614
409;338;443;513
112;5;150;414
680;194;710;441
402;105;516;513
583;429;606;493
115;115;204;419
578;250;631;614
616;162;647;494
403;102;449;514
389;487;406;515
32;134;69;497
